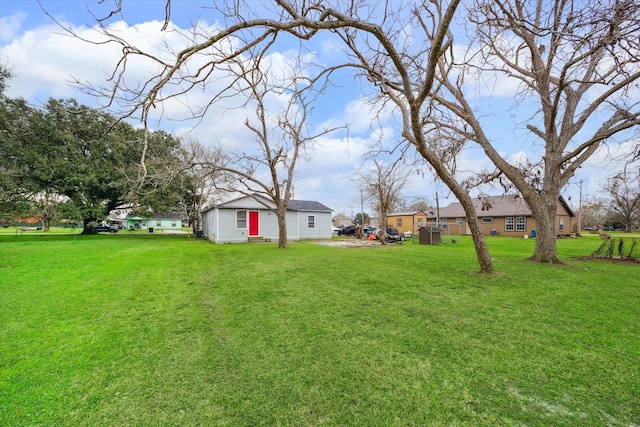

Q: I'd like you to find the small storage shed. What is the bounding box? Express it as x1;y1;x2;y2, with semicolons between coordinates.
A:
418;226;442;245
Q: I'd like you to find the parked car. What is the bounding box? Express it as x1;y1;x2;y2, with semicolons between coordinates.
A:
603;226;614;231
385;227;405;242
337;225;358;236
96;224;119;233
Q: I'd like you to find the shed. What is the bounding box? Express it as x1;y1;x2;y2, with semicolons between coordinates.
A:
418;226;442;245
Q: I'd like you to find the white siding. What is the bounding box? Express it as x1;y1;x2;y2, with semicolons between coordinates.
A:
202;208;332;243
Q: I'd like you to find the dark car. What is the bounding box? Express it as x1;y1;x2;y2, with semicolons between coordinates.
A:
96;224;119;233
385;227;405;242
337;225;358;236
602;226;614;231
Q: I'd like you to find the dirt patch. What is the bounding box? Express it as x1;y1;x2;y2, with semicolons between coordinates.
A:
313;239;392;248
576;256;639;265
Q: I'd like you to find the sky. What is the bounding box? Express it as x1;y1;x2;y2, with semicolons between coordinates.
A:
1;0;636;218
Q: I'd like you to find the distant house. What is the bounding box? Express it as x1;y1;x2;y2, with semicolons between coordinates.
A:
201;194;333;243
12;217;41;226
386;210;430;236
332;214;353;228
126;212;183;230
388;195;575;237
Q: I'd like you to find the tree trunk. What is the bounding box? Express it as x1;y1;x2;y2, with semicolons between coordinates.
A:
458;194;494;274
276;208;288;249
80;218;98;235
414;147;494;274
527;194;564;264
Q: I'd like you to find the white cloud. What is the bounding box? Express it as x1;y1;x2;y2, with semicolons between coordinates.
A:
0;12;25;42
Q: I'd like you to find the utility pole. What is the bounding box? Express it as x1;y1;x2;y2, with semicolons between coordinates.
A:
578;179;582;233
360;189;364;226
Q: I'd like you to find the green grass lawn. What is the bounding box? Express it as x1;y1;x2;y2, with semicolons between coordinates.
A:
1;233;638;426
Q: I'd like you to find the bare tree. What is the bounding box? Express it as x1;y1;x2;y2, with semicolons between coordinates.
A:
602;171;640;232
33;192;63;232
197;55;340;248
579;196;608;230
177;138;227;234
409;197;432;213
424;0;640;263
357;158;413;233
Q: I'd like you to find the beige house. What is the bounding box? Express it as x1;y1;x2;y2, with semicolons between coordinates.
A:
388;195;575;237
332;214;353;227
386;210;431;236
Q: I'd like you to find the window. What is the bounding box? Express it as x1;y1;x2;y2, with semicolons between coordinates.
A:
418;218;423;227
516;217;526;232
455;218;463;226
307;215;316;229
440;218;448;229
559;217;564;232
156;220;161;227
171;220;177;227
236;210;247;229
397;218;402;227
505;217;515;231
481;217;493;224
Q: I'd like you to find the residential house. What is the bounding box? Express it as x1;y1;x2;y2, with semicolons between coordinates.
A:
388;195;575;237
385;210;431;236
332;213;353;228
201;194;333;243
126;212;183;230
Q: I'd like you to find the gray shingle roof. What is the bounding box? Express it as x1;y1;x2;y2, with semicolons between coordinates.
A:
203;194;332;213
155;212;184;219
437;195;574;218
287;200;333;212
440;195;532;218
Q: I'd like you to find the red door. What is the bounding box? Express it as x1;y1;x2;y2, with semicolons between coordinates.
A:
249;211;259;236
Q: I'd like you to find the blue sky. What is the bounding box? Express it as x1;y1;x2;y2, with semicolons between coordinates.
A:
1;0;634;217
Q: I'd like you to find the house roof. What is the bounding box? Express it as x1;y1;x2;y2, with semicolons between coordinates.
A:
433;195;575;218
418;226;442;232
155;212;184;220
388;210;430;217
287;200;332;212
126;212;183;220
203;194;332;213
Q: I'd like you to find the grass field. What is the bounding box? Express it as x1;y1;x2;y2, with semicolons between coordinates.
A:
1;232;638;426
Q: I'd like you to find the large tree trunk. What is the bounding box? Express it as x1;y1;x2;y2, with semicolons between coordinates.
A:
80;218;98;235
526;193;564;264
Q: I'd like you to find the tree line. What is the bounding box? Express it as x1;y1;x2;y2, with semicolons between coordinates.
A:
0;68;205;234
